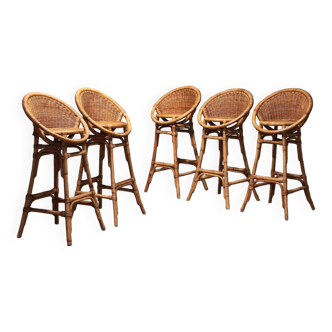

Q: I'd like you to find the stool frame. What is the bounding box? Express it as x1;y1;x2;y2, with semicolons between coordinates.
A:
187;88;259;208
18;93;105;246
241;88;315;220
75;88;145;227
145;86;208;198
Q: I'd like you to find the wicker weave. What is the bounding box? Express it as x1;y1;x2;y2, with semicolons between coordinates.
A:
76;88;131;137
75;88;145;227
241;88;315;220
18;93;105;246
145;86;208;198
187;89;259;208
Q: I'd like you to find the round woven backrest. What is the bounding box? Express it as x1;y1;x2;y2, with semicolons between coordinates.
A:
202;90;252;119
257;89;312;122
24;94;80;129
156;87;201;115
76;89;124;122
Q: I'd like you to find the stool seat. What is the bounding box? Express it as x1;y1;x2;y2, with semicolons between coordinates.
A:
241;88;315;220
259;120;295;126
75;88;145;227
18;92;105;246
50;127;84;135
96;120;128;129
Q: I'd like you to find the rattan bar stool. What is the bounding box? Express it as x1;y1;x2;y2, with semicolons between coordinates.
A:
75;88;145;227
17;93;105;246
145;86;208;198
241;88;315;220
187;88;259;208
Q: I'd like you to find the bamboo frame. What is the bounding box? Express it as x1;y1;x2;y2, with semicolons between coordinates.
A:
18;92;105;246
75;88;145;227
241;88;315;220
187;88;259;208
144;86;208;198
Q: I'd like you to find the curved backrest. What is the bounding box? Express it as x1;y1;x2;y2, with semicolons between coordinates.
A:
75;88;124;122
197;89;253;130
155;86;201;115
23;93;80;129
202;89;253;119
256;89;313;123
22;92;89;144
75;87;132;137
252;88;313;135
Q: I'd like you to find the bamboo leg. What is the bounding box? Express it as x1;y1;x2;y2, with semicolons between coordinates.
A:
53;152;60;224
282;133;289;220
239;129;260;201
75;149;85;195
17;134;40;238
124;137;146;214
187;129;206;201
218;130;223;195
267;144;277;205
62;145;73;246
296;132;315;210
73;145;86;214
82;143;105;230
222;129;230;209
108;139;118;226
172;125;180;198
189;124;208;191
241;132;262;212
145;127;159;192
98;142;105;208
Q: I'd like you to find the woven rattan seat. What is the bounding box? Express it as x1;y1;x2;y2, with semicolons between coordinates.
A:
241;88;315;219
17;93;105;246
187;89;259;208
75;88;145;226
145;86;208;198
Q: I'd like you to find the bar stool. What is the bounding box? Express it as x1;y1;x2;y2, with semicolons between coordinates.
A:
17;92;105;246
145;86;208;198
241;88;315;220
187;88;259;208
75;88;145;227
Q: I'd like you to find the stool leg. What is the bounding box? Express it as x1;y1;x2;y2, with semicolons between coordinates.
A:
98;142;105;209
282;133;289;220
172;124;180;198
53;152;60;224
239;129;260;201
124;138;146;214
268;134;278;203
62;146;72;246
187;129;206;201
75;151;85;195
297;133;315;210
241;132;262;212
145;128;159;192
222;128;230;209
108;139;118;226
218;131;223;195
82;143;105;230
189;124;208;191
73;148;85;214
17;134;40;238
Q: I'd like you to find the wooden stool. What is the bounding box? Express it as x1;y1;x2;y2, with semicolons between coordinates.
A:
241;88;315;220
17;93;105;246
187;89;259;208
144;86;208;198
75;88;145;227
